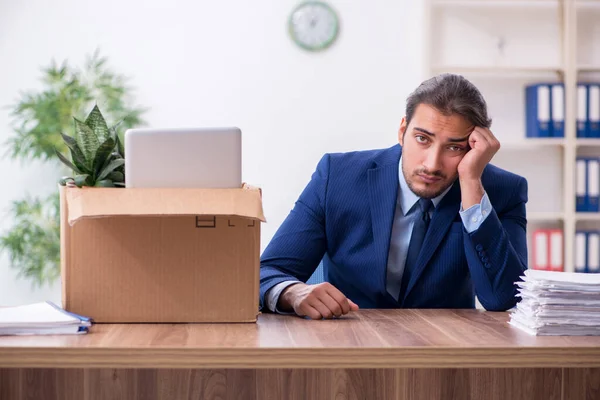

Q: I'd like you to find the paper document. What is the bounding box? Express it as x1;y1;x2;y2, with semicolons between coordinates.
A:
509;270;600;336
0;301;92;336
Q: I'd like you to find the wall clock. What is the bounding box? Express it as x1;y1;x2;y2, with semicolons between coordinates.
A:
288;2;340;52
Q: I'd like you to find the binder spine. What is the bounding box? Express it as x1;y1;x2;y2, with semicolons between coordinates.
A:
551;84;565;138
577;84;588;138
576;158;587;212
526;84;551;138
533;229;549;271
549;229;564;272
575;231;587;273
589;83;600;138
588;158;600;212
588;231;600;273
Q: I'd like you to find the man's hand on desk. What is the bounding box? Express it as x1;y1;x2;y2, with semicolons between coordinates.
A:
278;282;359;319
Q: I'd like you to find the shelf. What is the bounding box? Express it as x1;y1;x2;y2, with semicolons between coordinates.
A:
577;65;600;73
529;212;564;221
432;0;559;8
500;138;565;149
430;66;563;77
576;1;600;10
576;139;600;147
576;213;600;221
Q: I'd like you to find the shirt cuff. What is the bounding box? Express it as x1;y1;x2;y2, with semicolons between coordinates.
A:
459;191;492;234
266;280;301;314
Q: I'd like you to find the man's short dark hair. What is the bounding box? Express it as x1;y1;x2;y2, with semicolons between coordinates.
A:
406;74;492;129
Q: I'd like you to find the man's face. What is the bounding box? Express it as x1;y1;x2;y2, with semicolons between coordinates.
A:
398;104;474;199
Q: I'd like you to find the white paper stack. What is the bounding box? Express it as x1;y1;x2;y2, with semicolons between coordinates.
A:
0;301;92;336
509;269;600;335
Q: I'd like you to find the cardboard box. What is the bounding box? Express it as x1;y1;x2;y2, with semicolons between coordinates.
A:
59;185;265;323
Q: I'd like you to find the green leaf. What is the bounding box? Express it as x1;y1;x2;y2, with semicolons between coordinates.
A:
84;105;110;142
98;158;125;181
60;132;79;150
73;118;100;167
95;179;115;187
92;137;116;178
74;174;93;187
98;152;119;178
115;131;125;156
114;182;125;187
107;171;124;182
54;149;81;174
68;149;89;174
58;176;74;186
60;133;88;173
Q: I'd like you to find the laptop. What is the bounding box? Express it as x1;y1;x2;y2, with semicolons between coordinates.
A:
124;127;242;188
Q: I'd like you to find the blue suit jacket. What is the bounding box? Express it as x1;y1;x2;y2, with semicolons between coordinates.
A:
260;144;528;311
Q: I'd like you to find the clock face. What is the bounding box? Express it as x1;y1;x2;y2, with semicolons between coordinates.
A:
289;2;339;52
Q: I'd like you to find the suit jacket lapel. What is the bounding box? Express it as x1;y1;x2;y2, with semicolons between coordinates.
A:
368;145;401;295
402;179;462;303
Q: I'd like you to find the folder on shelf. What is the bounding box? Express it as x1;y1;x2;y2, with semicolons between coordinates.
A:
551;84;565;138
533;229;549;271
577;158;588;212
525;84;551;138
589;232;600;274
577;84;588;138
588;158;600;212
589;83;600;138
575;231;587;273
549;229;564;272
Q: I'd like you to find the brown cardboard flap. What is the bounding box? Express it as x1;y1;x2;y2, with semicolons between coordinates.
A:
63;186;266;225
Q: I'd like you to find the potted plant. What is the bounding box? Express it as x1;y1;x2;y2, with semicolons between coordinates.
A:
56;105;126;188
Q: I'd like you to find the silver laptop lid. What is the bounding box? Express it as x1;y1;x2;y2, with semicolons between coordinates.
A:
124;127;242;188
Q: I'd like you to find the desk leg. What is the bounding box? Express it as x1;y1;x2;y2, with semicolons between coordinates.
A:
1;368;598;399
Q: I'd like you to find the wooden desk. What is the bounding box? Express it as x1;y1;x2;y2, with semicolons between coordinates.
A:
1;309;599;400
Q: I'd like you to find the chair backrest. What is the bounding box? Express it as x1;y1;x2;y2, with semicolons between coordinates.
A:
306;261;325;285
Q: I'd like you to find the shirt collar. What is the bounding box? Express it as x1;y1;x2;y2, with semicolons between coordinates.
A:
398;155;452;216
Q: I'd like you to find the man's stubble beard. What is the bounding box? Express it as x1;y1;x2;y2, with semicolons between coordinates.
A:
401;160;455;200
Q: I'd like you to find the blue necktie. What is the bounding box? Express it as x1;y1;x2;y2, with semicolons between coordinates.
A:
399;198;434;302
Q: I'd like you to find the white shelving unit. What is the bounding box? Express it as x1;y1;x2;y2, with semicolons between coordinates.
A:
578;65;600;72
424;0;600;272
529;212;566;221
576;213;600;221
500;138;565;149
576;139;600;146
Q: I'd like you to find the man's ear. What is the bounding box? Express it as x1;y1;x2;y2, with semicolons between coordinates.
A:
398;117;407;146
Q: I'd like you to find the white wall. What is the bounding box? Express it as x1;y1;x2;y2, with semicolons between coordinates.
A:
0;0;425;306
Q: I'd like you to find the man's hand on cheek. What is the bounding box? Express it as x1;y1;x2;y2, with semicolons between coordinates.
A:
457;127;500;209
457;127;501;182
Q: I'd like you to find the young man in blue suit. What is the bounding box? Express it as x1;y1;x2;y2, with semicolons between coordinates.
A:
260;74;528;319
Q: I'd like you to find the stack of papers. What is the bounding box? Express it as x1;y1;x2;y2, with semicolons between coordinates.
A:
509;269;600;336
0;301;92;336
